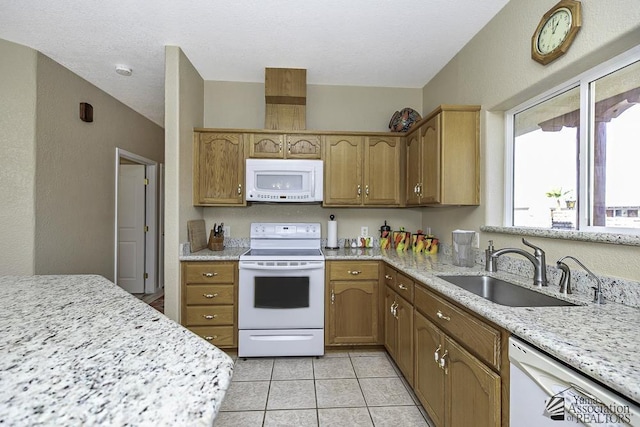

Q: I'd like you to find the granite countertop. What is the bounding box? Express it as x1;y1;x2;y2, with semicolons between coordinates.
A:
182;245;640;403
0;275;234;426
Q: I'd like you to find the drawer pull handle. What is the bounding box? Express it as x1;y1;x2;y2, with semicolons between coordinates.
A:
398;284;408;290
204;335;218;341
203;272;218;277
436;310;451;321
203;293;219;298
348;270;361;275
434;344;442;363
203;314;218;320
331;289;335;304
384;274;393;280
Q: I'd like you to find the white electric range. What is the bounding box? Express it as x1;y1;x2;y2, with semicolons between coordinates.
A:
238;223;325;357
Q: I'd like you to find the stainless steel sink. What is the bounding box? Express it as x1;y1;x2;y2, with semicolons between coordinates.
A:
438;275;578;307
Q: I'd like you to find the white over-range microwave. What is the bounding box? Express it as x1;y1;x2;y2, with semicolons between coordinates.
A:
245;159;323;202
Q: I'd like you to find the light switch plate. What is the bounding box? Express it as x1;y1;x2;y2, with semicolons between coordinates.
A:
223;225;231;237
361;226;369;237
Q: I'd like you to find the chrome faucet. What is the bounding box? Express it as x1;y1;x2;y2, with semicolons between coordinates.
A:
557;256;606;304
485;238;548;287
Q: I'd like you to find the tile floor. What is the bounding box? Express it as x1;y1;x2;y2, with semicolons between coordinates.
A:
214;349;434;427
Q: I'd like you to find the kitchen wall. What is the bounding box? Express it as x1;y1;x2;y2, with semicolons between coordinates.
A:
34;53;164;279
0;39;37;275
164;46;204;321
419;0;640;282
0;38;165;279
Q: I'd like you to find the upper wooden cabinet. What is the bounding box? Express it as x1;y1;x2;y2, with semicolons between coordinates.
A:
248;133;321;159
324;134;403;207
406;105;480;206
193;132;246;206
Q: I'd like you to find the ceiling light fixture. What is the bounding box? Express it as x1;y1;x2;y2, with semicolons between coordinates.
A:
115;65;132;76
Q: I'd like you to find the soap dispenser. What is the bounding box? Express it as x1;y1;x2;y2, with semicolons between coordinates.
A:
485;240;495;270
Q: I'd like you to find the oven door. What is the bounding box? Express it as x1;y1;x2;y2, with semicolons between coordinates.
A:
238;260;325;329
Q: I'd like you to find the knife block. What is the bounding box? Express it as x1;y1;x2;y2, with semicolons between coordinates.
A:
208;231;224;251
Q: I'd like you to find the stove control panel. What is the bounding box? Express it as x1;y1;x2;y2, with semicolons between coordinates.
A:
250;222;321;239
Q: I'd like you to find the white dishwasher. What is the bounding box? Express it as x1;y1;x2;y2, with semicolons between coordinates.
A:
509;337;639;426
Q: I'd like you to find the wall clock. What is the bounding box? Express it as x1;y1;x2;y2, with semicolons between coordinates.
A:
531;0;582;65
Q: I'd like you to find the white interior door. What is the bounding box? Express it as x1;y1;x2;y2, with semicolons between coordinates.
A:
118;164;146;293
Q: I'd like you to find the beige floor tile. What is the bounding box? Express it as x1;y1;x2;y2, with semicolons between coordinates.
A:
272;357;314;380
316;379;366;408
359;378;415;407
313;356;356;379
398;372;422;405
323;349;350;358
267;380;316;410
318;407;373;426
351;356;398;378
349;349;389;357
220;381;270;411
264;409;318;426
368;406;429;426
213;410;264;426
232;357;274;381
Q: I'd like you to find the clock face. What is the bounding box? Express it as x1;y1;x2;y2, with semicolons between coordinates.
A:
536;8;573;54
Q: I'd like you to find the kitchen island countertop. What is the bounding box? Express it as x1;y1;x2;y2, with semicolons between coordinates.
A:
0;275;234;426
183;245;640;403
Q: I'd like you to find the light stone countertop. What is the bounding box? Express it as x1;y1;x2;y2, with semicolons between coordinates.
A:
182;245;640;404
0;275;234;427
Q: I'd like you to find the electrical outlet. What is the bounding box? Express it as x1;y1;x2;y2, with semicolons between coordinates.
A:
223;225;231;237
474;232;480;248
361;226;369;237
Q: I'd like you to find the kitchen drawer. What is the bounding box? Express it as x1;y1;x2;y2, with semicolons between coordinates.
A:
184;262;235;284
185;284;234;305
414;284;500;370
329;261;379;281
184;305;234;326
188;326;234;347
383;265;396;288
395;271;414;303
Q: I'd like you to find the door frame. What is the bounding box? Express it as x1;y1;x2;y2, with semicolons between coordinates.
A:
114;148;159;294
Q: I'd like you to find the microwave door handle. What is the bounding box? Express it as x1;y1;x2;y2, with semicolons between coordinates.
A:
310;169;315;198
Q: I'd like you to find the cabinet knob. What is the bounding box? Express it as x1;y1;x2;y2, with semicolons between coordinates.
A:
331;289;335;304
398;284;408;290
384;274;393;281
436;310;451;321
365;185;369;197
204;335;218;341
203;293;219;298
203;314;218;320
288;141;292;153
357;184;362;196
348;270;361;275
202;272;218;277
237;184;242;195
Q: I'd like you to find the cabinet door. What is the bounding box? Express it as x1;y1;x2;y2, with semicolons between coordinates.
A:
286;134;321;158
420;115;441;204
405;130;422;206
364;136;402;206
445;336;501;427
193;133;245;205
329;280;378;344
249;133;284;158
323;135;363;206
395;295;414;385
384;287;397;358
414;311;445;427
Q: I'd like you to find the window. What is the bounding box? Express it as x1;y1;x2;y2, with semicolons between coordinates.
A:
507;47;640;232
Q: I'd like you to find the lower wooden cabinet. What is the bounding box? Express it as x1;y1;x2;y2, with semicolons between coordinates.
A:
414;287;501;427
181;261;237;348
384;285;414;385
326;261;380;345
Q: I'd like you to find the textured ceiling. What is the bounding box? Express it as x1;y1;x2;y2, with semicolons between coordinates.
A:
0;0;509;127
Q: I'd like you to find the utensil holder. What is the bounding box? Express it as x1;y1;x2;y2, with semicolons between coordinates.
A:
208;234;224;251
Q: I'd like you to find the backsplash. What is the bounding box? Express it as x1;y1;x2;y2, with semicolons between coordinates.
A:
439;243;640;309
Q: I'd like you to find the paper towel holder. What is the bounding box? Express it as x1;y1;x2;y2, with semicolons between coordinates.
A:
325;214;340;250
